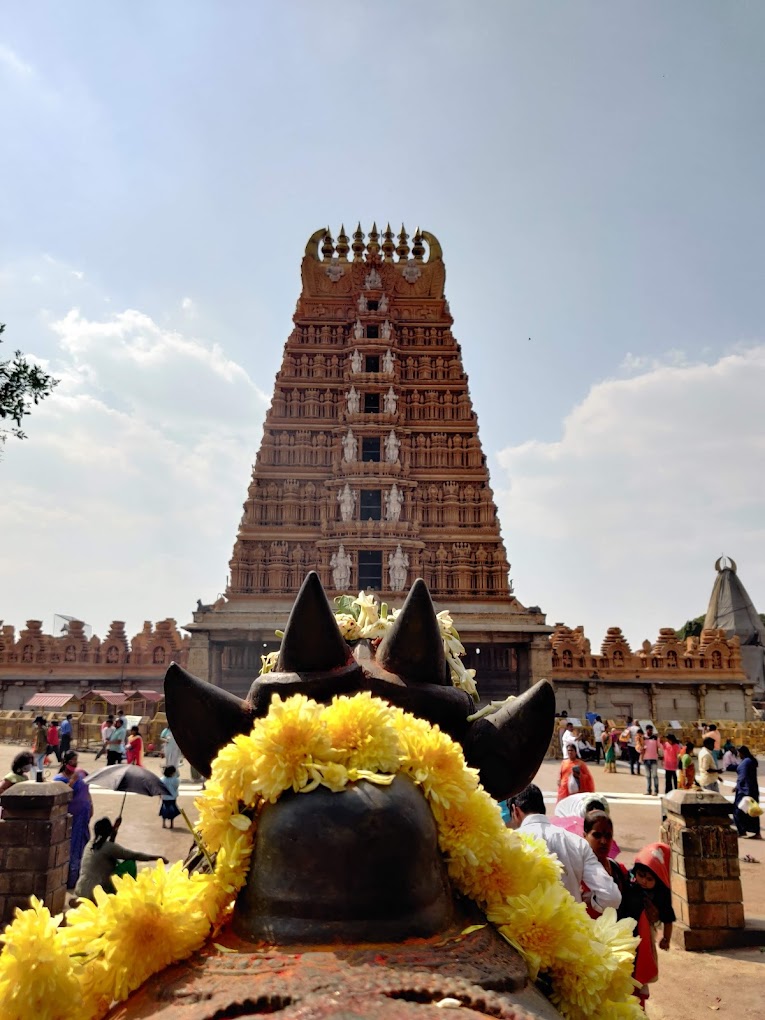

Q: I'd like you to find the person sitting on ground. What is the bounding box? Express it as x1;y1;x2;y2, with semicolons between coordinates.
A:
0;752;34;795
75;817;168;901
506;784;621;913
721;741;739;773
557;743;596;803
697;736;723;792
581;810;631;919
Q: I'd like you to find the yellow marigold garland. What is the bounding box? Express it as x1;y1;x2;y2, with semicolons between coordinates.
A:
0;692;642;1020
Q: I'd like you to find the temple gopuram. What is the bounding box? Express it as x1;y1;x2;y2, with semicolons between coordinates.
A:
186;224;552;699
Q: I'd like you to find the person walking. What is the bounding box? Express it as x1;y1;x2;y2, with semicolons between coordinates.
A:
32;717;48;772
159;766;181;829
592;716;605;765
506;785;621;913
556;744;596;803
678;741;696;789
662;733;680;793
626;718;641;776
641;725;659;796
603;726;618;773
53;750;93;889
59;714;73;756
106;716;126;766
46;719;61;763
125;725;144;766
733;746;761;840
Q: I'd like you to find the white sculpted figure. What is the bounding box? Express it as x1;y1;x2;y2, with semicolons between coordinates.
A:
384;484;403;522
381;320;392;341
353;320;363;341
383;386;397;414
346;386;360;414
357;293;368;313
382;348;395;372
364;268;383;290
388;544;409;591
350;348;363;373
384;429;400;463
337;483;356;522
342;429;356;462
379;293;389;313
331;545;352;590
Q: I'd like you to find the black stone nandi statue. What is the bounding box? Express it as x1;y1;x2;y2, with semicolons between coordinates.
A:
165;572;554;945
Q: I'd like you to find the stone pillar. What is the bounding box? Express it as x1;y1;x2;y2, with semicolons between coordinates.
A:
528;634;553;692
586;682;598;716
660;789;744;950
696;684;707;721
0;781;71;925
211;643;223;687
649;684;658;722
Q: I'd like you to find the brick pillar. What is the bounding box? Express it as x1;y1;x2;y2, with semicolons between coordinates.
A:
0;781;72;925
660;789;743;951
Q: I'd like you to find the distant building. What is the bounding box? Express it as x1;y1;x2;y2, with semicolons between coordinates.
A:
550;558;760;722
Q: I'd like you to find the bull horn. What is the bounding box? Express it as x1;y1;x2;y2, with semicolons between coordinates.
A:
277;571;352;673
462;678;556;800
164;662;254;778
376;578;449;686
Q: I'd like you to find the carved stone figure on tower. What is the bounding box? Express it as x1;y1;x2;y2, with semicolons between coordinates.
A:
342;429;356;462
381;320;392;341
357;293;368;313
383;387;397;415
350;349;362;373
382;348;394;372
353;320;363;341
385;484;403;522
364;268;382;290
379;293;389;313
385;430;400;463
346;386;360;414
330;545;352;590
388;545;409;590
337;483;356;522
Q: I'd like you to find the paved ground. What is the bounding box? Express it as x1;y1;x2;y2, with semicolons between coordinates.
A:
2;742;763;1016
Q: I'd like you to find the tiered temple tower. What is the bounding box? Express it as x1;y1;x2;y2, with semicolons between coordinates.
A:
186;225;551;699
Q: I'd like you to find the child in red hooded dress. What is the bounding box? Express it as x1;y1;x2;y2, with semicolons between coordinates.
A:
626;842;675;1011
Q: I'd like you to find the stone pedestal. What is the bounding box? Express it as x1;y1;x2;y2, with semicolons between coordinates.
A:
0;781;72;924
660;789;760;951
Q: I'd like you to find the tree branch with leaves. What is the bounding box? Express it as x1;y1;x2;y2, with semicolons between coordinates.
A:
0;323;59;450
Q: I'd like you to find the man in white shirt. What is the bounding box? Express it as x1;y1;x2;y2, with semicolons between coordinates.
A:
560;722;577;756
506;784;621;914
592;716;605;764
697;736;723;792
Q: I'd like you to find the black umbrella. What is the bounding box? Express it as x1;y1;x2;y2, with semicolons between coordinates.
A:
85;763;167;816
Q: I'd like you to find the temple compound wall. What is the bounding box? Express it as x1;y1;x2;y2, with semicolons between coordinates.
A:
550;623;754;723
0;619;189;709
185;224;551;700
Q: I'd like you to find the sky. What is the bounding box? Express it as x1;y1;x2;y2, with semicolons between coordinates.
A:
1;1;764;651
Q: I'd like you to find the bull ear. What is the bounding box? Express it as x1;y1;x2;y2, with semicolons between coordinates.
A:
462;679;556;801
375;578;449;686
164;663;254;778
277;571;352;673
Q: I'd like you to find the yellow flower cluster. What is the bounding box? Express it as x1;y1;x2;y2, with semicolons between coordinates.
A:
1;692;642;1020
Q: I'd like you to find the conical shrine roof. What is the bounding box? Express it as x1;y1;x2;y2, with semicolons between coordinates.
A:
703;556;765;646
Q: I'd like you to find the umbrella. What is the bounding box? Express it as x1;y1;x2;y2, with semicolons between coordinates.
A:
85;763;167;816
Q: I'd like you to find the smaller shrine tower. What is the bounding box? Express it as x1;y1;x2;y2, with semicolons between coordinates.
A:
186;225;551;698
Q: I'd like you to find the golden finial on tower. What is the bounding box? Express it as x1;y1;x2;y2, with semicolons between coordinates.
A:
382;223;395;262
352;223;365;262
336;225;349;262
367;222;380;256
412;228;425;261
396;224;410;261
321;231;335;261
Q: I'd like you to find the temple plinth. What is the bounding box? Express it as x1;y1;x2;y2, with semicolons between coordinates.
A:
185;225;551;699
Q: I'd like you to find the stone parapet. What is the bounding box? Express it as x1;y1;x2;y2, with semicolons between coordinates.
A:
0;781;72;924
660;789;764;950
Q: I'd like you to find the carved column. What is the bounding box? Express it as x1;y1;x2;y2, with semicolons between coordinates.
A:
697;684;707;721
210;644;223;687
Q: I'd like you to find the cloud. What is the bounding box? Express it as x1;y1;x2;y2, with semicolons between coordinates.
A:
0;43;34;78
495;345;765;647
0;300;270;636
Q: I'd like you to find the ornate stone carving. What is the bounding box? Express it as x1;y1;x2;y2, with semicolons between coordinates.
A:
325;263;344;282
402;264;422;283
385;430;400;463
385;484;403;522
381;320;392;340
383;387;397;415
342;429;356;462
346;386;360;414
382;348;394;372
330;545;352;589
354;320;363;340
379;293;389;313
388;545;409;590
364;268;383;290
357;293;368;313
337;484;357;522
